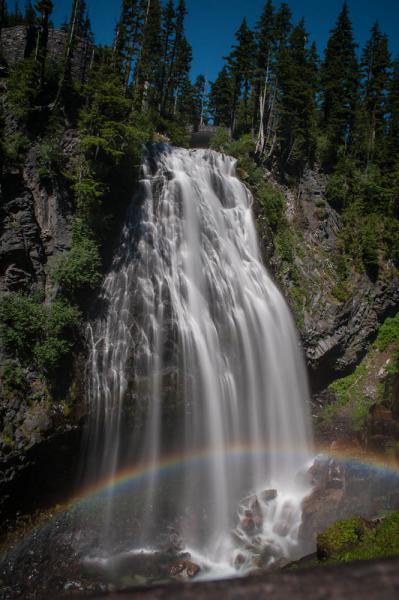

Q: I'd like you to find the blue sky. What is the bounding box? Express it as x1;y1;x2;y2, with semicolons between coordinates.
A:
9;0;399;81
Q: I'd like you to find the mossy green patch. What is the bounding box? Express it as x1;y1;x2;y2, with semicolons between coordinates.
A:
317;512;399;563
374;313;399;351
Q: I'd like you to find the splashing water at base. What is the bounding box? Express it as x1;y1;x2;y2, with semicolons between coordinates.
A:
85;144;314;576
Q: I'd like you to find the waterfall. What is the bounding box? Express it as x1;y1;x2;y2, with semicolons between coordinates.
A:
85;145;313;574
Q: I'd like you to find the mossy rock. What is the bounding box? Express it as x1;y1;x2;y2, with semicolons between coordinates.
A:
317;512;399;563
317;516;372;560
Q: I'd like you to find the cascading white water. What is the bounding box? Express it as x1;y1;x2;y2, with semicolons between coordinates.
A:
85;144;313;574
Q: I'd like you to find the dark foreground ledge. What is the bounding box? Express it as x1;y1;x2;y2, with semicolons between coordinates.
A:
66;556;399;600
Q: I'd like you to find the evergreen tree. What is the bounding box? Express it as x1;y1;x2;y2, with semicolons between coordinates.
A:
163;0;188;114
385;56;399;164
273;2;292;50
56;0;84;110
321;2;359;161
34;0;53;88
134;0;162;110
0;0;8;28
227;18;255;132
361;22;391;164
208;65;233;126
122;0;148;91
75;0;87;37
172;34;192;116
113;0;129;74
159;0;176;112
24;0;36;25
276;18;318;169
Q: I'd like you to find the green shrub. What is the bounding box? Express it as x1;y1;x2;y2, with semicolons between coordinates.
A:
332;281;349;303
257;181;286;231
374;313;399;351
7;58;40;121
0;293;80;374
3;132;30;165
209;127;231;152
228;134;256;158
1;361;28;395
37;136;67;182
53;238;102;295
330;363;367;403
275;227;295;263
156;117;190;148
0;293;45;359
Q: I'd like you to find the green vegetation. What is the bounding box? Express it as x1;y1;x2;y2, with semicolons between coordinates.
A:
53;237;102;297
318;312;399;434
0;293;80;374
374;314;399;351
0;0;206;392
320;362;373;431
317;513;399;563
207;2;399;280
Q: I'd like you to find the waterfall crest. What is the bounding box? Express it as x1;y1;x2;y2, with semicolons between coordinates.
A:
85;145;313;572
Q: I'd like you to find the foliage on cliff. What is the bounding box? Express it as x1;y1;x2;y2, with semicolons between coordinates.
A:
316;312;399;449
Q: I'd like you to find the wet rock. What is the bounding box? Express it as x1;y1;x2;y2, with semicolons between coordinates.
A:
272;522;290;537
234;553;246;568
231;530;246;547
260;489;278;502
257;540;283;566
250;498;263;518
326;477;344;490
169;559;200;579
267;557;291;572
345;478;370;496
299;486;344;552
241;517;256;533
254;515;263;529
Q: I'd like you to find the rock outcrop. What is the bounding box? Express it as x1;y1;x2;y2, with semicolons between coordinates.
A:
0;133;81;521
266;169;399;391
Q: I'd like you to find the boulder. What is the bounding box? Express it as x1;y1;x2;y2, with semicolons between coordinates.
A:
169;559;200;579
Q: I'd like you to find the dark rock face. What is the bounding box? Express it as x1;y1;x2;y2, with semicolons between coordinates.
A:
0;134;78;522
0;174;46;293
303;277;399;390
0;132;76;294
266;168;399;391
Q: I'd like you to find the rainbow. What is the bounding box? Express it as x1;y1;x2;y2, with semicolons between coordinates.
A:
2;443;399;555
71;442;310;506
70;443;399;509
